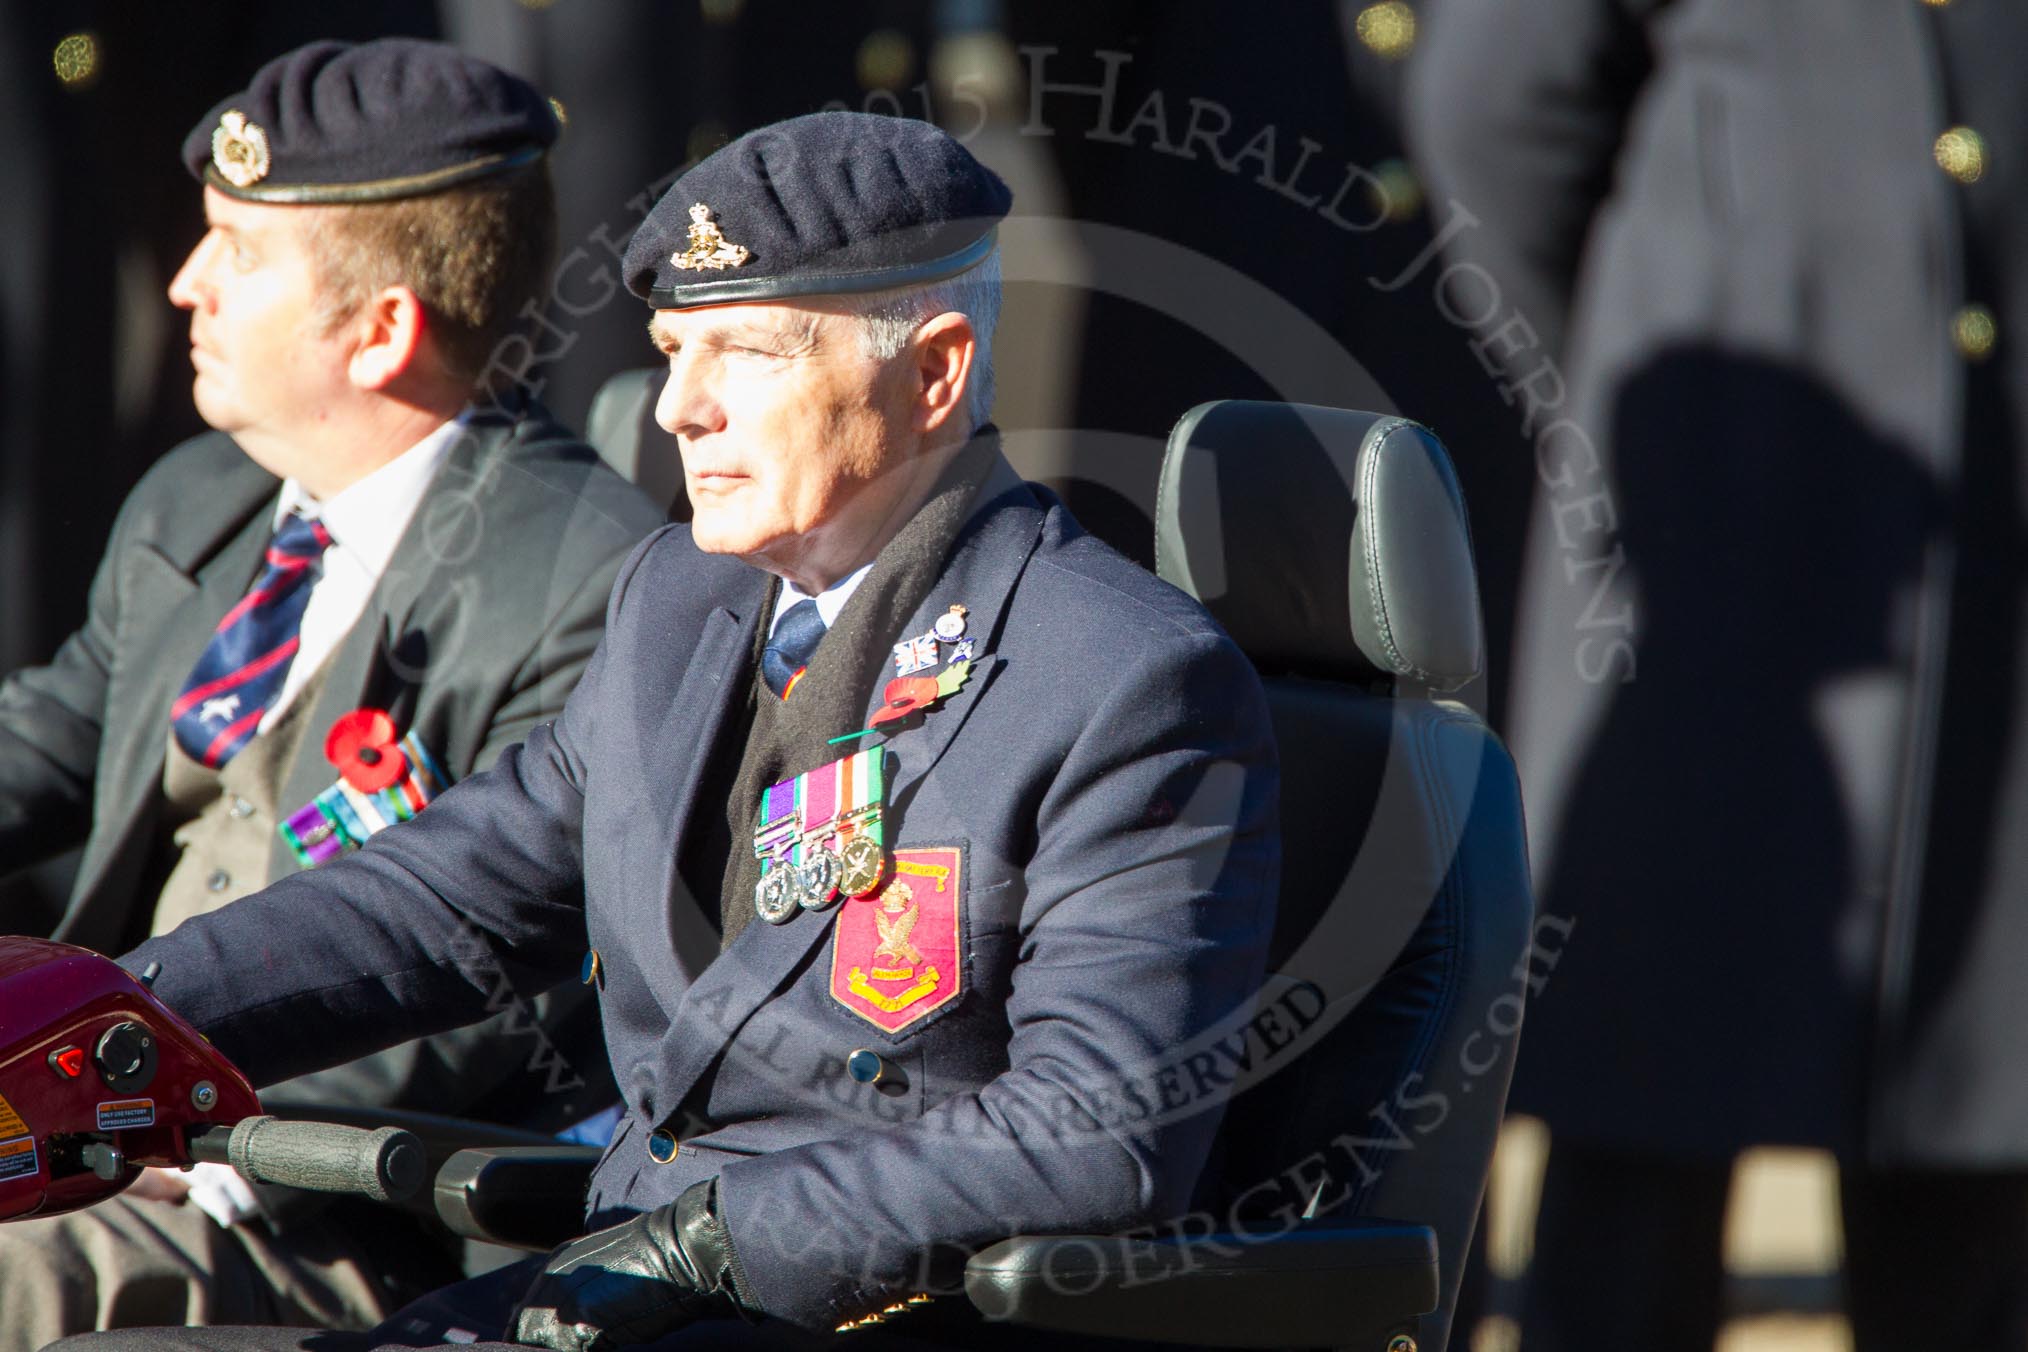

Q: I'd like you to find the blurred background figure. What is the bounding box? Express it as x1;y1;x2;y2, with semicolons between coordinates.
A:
1409;1;2028;1347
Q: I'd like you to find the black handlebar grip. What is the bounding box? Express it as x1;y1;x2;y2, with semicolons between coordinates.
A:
206;1117;425;1203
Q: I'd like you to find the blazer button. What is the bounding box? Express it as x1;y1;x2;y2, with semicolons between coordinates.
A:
846;1049;887;1085
647;1129;680;1164
580;950;603;987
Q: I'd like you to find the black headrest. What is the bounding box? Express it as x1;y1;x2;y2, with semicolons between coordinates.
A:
1156;401;1483;691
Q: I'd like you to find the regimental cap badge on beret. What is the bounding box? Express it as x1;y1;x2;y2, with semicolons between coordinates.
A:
210;110;271;189
624;111;1011;310
671;203;750;272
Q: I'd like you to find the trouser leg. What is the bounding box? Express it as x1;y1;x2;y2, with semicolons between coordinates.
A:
0;1195;269;1352
1841;1165;2028;1351
35;1260;531;1352
1;1192;446;1352
1451;1199;1494;1345
1518;1139;1731;1352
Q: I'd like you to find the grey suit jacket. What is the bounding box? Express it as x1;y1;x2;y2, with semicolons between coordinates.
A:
130;455;1280;1329
1;402;666;1125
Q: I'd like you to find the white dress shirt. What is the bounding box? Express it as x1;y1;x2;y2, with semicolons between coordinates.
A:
767;560;874;641
260;417;462;731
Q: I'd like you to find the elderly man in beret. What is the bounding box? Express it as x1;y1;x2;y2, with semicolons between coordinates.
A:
0;37;664;1348
66;110;1279;1350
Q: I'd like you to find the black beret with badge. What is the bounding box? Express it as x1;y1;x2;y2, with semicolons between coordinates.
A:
180;38;560;205
623;111;1012;310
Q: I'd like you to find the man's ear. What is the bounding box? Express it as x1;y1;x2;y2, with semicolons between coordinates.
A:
911;312;977;435
347;285;429;390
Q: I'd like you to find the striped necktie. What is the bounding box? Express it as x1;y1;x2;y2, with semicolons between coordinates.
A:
761;598;827;698
170;512;333;768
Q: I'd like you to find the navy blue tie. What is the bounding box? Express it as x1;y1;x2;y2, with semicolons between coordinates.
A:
761;598;826;698
170;513;332;767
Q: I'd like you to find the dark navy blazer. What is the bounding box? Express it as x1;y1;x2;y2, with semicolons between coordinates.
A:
129;456;1280;1331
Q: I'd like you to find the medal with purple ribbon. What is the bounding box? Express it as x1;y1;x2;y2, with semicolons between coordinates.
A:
279;727;449;869
752;747;886;924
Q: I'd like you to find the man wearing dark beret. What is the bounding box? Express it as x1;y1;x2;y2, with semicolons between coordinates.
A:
0;37;664;1347
69;109;1279;1350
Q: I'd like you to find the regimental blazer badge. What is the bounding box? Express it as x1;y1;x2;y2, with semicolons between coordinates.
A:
830;846;963;1034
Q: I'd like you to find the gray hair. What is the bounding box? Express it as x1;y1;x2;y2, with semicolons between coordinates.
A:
838;249;1001;432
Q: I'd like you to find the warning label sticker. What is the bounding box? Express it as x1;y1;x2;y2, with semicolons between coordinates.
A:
95;1100;154;1132
0;1136;37;1183
0;1092;25;1140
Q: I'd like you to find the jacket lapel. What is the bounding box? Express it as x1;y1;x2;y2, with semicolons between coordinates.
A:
64;460;278;943
267;419;505;868
271;626;387;840
644;589;771;1004
652;458;1047;1112
875;459;1044;813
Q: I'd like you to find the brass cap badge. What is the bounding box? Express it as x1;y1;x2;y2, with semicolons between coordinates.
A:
670;202;750;271
211;110;271;189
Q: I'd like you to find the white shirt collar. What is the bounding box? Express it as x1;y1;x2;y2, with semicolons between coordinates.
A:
272;415;465;573
769;561;875;640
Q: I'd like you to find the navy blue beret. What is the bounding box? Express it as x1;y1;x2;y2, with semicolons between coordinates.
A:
624;111;1011;309
181;39;559;204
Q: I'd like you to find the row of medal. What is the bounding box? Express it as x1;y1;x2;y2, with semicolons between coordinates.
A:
751;604;972;925
753;747;887;924
280;729;448;868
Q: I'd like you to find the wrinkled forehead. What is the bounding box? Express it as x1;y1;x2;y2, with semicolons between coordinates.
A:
647;299;839;351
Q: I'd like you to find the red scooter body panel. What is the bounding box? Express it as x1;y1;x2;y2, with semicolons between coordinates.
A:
0;936;261;1220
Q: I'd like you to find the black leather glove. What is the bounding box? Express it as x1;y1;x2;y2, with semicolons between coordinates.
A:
511;1178;753;1351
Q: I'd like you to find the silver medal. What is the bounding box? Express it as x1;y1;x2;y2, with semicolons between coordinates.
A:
798;849;842;911
755;868;798;925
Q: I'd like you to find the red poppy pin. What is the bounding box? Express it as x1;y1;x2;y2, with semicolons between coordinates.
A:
325;708;407;793
868;659;974;729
